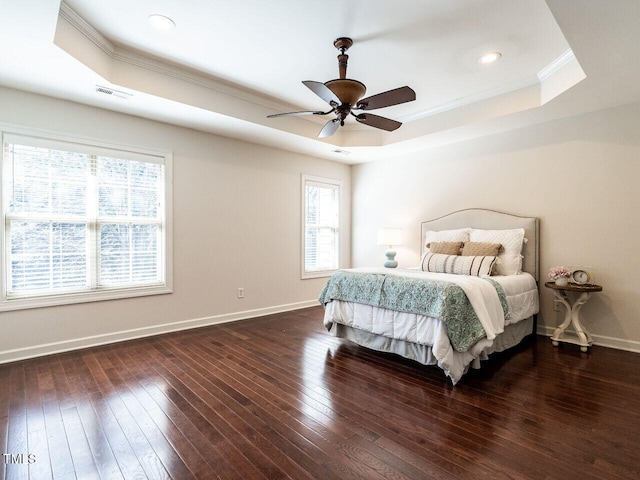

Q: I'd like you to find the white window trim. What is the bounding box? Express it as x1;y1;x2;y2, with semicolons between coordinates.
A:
301;174;341;279
0;125;173;312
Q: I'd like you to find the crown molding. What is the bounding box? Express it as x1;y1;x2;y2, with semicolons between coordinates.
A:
398;49;577;124
59;2;114;56
57;2;303;115
537;49;576;81
398;75;539;123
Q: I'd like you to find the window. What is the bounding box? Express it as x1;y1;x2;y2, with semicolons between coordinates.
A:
1;132;172;310
302;175;341;279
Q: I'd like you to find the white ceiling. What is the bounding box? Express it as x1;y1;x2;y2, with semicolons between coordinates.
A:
0;0;639;163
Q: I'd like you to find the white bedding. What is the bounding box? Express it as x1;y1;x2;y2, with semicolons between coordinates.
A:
336;267;508;339
493;273;539;325
323;271;539;384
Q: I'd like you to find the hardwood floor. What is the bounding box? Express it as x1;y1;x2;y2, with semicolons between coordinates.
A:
2;306;639;479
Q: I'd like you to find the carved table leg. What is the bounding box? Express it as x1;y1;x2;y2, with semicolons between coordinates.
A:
571;292;593;352
551;290;572;347
550;289;593;351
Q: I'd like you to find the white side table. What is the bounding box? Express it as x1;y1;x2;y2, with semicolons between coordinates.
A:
545;281;603;352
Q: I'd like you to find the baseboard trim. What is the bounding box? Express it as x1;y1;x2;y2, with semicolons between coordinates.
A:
5;310;637;365
537;325;640;353
0;300;319;364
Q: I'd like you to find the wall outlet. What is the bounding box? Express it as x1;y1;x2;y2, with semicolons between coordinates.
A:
553;299;562;312
237;287;244;299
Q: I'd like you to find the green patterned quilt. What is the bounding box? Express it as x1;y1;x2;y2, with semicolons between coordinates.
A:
318;270;509;352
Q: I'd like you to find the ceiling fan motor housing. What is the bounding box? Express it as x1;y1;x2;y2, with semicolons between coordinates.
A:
324;79;366;106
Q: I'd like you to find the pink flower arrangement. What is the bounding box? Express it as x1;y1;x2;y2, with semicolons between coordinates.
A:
548;266;571;280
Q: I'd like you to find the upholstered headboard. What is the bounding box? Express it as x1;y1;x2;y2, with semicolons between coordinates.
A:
421;208;540;281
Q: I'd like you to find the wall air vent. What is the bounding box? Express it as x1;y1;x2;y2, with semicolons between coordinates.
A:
95;85;133;100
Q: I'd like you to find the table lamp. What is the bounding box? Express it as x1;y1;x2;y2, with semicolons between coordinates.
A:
377;228;403;268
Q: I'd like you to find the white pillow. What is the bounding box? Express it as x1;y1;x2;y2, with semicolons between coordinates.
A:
424;228;471;252
421;252;497;277
469;228;525;275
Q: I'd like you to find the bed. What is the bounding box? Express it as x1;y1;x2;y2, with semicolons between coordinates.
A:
319;208;540;384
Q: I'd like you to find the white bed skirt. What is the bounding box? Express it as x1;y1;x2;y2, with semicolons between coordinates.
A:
329;317;534;385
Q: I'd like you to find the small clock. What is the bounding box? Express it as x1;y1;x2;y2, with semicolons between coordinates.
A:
571;269;590;285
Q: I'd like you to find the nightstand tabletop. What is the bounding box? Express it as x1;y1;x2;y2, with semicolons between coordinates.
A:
544;281;602;293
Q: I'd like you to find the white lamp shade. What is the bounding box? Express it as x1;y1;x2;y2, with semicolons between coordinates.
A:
377;228;403;246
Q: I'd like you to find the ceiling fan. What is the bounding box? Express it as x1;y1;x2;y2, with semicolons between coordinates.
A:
267;37;416;138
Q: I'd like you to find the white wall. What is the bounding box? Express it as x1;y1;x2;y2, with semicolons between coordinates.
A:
0;87;351;362
3;86;638;359
352;101;640;352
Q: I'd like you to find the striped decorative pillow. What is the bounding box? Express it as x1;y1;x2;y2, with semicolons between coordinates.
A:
421;252;497;277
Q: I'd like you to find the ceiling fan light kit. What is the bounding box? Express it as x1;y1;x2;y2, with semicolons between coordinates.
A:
268;37;416;138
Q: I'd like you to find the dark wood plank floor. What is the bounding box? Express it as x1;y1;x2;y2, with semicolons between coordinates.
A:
2;306;640;479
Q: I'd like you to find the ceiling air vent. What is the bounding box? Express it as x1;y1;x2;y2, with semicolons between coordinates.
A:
95;85;132;100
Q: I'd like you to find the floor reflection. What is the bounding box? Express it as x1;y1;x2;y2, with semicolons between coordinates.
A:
298;338;335;422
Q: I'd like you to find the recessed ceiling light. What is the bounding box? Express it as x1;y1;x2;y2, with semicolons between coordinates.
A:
478;51;502;64
148;14;175;30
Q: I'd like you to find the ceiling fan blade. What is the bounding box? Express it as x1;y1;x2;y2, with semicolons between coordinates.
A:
318;118;341;138
356;86;416;110
267;109;333;118
303;80;341;106
355;113;402;132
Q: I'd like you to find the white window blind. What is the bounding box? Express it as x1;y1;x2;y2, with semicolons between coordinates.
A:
302;175;340;278
2;133;170;308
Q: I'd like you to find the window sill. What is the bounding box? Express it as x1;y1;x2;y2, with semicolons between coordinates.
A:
301;270;337;280
0;285;172;312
